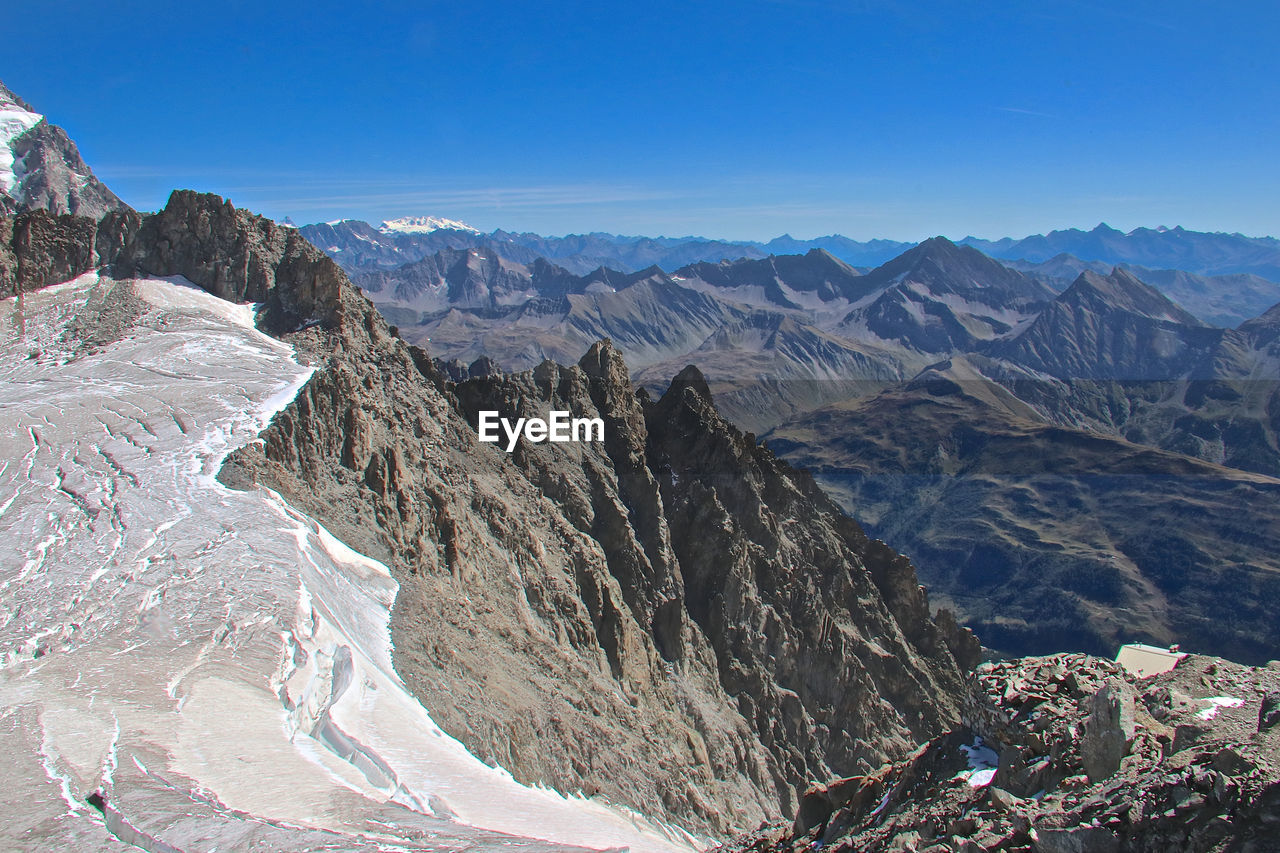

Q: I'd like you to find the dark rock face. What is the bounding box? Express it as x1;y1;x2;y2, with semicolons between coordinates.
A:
0;208;140;298
735;653;1280;853
118;190;345;333
446;352;972;823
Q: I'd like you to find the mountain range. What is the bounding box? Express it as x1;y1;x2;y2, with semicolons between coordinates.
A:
2;81;976;849
301;216;1280;299
329;218;1280;661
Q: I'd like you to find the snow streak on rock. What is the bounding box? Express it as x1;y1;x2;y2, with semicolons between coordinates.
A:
0;274;693;852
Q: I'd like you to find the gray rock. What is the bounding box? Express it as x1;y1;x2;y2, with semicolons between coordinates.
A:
1032;824;1120;853
1080;681;1135;782
0;208;141;299
118;190;344;334
1259;690;1280;731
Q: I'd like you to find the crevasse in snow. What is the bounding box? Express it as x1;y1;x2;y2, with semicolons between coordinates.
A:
0;273;695;852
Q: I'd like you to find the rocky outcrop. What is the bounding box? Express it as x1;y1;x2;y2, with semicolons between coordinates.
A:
441;352;973;830
118;190;345;334
734;653;1280;852
0;208;140;298
1080;682;1136;782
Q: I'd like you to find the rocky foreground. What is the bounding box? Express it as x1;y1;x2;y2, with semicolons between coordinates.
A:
730;653;1280;852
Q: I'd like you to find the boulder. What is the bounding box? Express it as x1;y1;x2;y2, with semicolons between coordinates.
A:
1080;681;1135;782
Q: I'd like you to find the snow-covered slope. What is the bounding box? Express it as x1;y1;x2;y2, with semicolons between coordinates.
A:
0;96;42;198
380;216;480;235
0;273;693;852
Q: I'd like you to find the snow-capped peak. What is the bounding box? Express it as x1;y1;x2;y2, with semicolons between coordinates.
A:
379;216;480;235
0;97;43;198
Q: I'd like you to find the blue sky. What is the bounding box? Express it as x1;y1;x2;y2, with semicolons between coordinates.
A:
7;1;1278;240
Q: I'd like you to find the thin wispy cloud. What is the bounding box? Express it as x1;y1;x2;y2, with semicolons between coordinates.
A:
996;107;1058;119
240;184;689;212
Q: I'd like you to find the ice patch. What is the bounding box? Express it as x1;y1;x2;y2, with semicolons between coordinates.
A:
958;737;1000;787
135;275;268;333
1196;696;1244;720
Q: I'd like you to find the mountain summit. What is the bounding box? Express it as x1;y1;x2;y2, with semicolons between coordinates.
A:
379;215;480;235
0;81;126;219
992;267;1220;380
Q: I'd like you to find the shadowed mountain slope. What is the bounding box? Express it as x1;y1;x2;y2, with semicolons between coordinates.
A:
765;355;1280;663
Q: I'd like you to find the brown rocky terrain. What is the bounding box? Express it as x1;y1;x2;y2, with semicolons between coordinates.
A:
732;652;1280;852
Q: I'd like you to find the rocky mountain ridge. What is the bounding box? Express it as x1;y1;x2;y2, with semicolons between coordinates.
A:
211;203;980;832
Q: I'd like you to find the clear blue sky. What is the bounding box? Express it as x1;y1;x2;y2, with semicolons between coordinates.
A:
6;1;1278;240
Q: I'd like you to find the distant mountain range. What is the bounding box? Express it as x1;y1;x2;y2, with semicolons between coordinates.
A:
962;223;1280;280
301;218;1280;297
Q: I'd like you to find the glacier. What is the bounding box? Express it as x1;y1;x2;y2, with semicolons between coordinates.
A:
0;273;695;852
0;96;42;199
